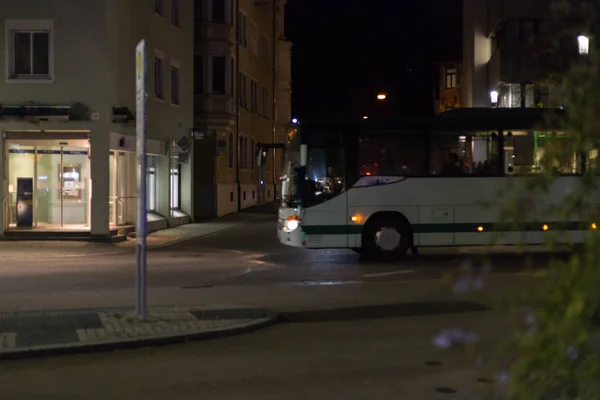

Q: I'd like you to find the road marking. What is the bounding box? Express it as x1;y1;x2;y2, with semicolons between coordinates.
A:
363;270;416;278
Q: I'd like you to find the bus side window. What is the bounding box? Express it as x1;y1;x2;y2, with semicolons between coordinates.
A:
429;131;500;176
510;130;581;175
357;131;427;177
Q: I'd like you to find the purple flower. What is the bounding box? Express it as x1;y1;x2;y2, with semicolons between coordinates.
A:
453;276;472;293
433;332;453;348
495;372;511;386
566;345;579;360
432;329;479;348
524;312;537;327
452;260;490;293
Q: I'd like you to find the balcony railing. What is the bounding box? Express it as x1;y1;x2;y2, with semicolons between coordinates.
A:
194;94;236;120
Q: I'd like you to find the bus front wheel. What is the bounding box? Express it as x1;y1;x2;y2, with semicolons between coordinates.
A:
362;214;412;262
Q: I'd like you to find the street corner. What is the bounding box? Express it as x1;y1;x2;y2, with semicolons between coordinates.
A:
0;305;279;360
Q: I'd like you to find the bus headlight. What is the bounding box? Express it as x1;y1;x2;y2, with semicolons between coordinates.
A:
284;216;300;232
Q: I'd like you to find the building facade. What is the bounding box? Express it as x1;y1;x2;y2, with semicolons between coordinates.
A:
192;0;291;219
0;0;194;239
437;61;462;113
462;0;579;108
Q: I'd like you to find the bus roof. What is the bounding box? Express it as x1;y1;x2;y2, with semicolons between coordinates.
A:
292;108;568;132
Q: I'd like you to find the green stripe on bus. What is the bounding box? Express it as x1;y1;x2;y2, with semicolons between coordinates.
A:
302;222;590;236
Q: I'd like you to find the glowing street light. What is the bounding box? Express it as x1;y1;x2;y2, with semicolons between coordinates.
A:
363;116;369;119
376;93;387;100
490;90;499;106
578;34;590;55
292;118;298;124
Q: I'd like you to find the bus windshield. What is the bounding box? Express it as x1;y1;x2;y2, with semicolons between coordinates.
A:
282;125;348;208
281;126;302;207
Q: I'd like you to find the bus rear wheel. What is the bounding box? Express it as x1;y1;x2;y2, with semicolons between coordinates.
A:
362;214;412;262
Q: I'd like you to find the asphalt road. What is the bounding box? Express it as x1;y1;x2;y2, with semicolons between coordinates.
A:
0;214;566;296
0;310;510;400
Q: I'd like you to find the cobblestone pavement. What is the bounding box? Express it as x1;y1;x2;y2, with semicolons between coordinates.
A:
0;306;277;357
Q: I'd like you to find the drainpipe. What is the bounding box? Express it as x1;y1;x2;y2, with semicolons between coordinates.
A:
271;0;277;202
235;0;241;212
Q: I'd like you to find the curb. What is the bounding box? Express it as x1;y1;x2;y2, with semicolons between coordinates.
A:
0;310;279;361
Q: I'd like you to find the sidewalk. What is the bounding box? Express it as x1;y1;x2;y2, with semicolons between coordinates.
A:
0;305;276;359
0;211;273;260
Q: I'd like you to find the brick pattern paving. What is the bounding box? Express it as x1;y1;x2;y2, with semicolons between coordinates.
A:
75;308;255;343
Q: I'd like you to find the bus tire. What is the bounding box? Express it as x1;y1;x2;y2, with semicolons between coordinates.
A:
362;213;412;262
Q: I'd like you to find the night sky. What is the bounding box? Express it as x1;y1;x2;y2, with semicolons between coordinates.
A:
285;0;462;120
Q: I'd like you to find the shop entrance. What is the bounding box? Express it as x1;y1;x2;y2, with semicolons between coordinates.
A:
6;139;91;230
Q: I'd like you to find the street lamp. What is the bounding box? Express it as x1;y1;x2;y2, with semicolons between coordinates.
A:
292;118;298;124
490;90;499;107
363;116;369;119
578;35;590;55
376;93;387;100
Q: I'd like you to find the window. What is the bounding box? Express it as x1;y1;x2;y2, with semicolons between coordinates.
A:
154;0;164;16
238;72;247;107
357;132;428;179
261;87;269;116
195;0;203;22
171;0;180;26
243;136;248;168
154;55;164;99
499;83;522;108
170;165;180;209
228;132;234;168
504;130;581;175
250;22;258;55
445;68;457;88
147;156;157;211
260;35;268;66
429;131;500;176
194;55;203;93
237;12;247;47
250;79;258;112
302;140;347;205
212;56;226;93
230;58;235;95
170;62;180;105
239;136;243;168
521;20;534;40
213;0;225;23
250;138;255;169
8;21;52;81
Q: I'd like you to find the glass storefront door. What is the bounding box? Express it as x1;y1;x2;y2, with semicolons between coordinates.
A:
7;145;35;227
7;141;90;229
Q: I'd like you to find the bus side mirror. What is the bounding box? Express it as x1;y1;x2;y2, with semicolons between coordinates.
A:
300;144;308;166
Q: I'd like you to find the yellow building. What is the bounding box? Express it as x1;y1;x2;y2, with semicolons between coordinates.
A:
438;61;462;113
193;0;291;218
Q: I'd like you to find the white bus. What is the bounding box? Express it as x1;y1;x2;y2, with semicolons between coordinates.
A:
277;108;596;261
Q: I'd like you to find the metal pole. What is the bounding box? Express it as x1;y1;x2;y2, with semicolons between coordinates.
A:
135;39;148;321
60;147;64;228
169;137;174;221
271;0;277;201
235;0;241;212
33;146;37;227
